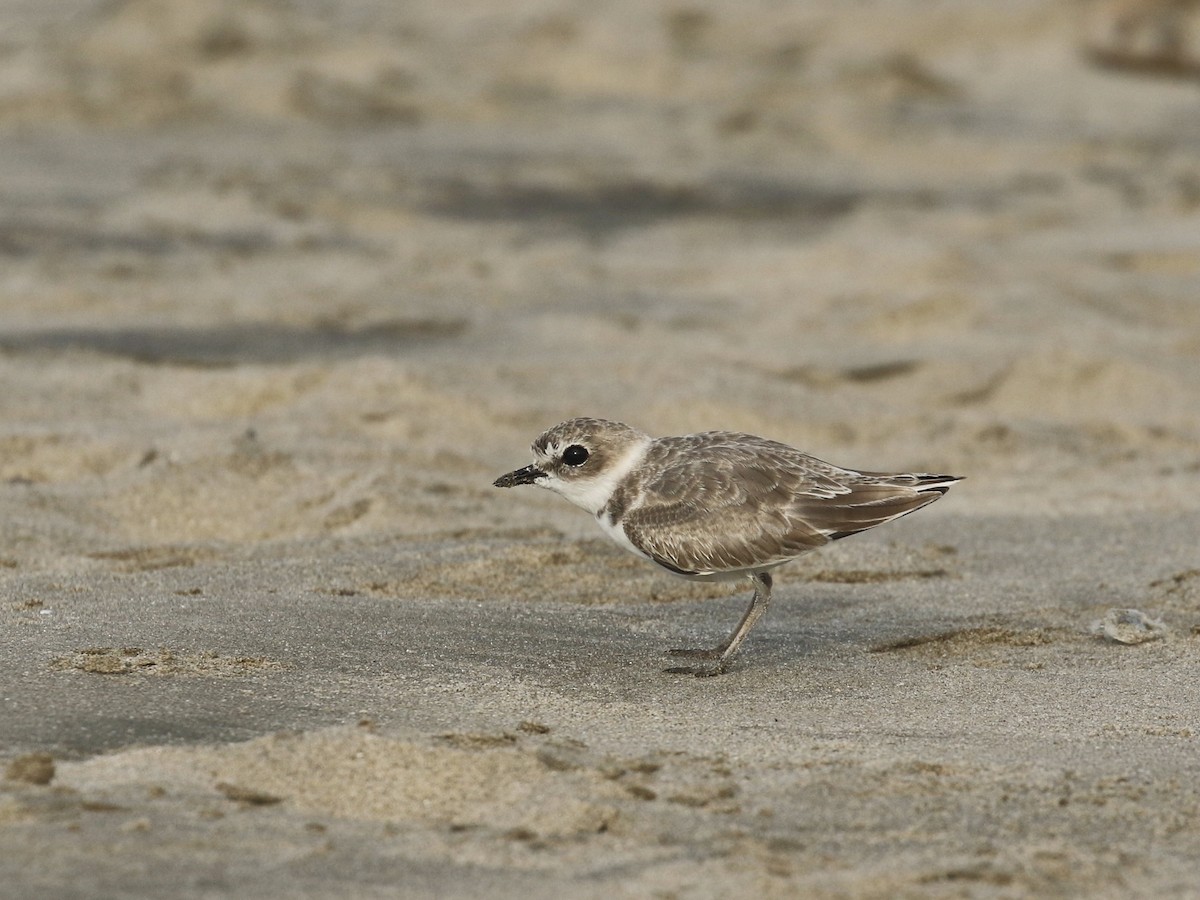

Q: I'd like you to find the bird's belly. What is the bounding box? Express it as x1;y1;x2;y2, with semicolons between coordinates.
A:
663;563;787;583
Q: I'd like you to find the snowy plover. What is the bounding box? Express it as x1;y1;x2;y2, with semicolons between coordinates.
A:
494;417;961;676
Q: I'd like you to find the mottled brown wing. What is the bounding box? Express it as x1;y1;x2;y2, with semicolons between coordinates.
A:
789;479;947;541
617;434;841;576
618;434;956;576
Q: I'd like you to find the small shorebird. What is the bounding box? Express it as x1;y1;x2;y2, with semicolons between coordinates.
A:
494;417;961;676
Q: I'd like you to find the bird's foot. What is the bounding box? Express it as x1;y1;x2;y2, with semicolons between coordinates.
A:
663;662;727;677
666;646;724;660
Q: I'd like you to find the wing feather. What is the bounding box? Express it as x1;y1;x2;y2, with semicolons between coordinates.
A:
613;432;957;576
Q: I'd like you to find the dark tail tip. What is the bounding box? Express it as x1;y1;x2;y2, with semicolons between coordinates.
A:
916;474;963;496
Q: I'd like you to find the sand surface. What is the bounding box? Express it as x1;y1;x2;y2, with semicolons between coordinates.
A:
3;1;1200;897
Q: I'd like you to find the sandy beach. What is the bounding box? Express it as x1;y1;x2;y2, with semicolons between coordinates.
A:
3;1;1200;896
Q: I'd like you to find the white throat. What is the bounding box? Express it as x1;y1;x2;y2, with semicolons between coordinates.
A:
540;437;651;515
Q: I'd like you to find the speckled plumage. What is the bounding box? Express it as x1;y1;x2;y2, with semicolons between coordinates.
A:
606;430;956;578
494;417;962;675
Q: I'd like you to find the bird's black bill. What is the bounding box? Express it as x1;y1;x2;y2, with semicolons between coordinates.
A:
493;464;546;488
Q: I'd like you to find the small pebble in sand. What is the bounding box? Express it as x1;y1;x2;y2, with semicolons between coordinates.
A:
1091;608;1168;644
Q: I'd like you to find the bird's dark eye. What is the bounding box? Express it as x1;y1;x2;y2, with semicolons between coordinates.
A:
562;445;589;467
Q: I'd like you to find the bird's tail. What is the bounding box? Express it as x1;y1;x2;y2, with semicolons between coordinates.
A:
908;473;963;496
813;473;962;541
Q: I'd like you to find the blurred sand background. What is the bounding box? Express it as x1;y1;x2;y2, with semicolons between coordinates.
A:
2;0;1200;896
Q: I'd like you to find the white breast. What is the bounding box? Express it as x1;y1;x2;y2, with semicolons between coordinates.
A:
595;510;654;563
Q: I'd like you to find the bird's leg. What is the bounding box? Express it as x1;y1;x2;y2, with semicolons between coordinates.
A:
665;572;772;677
